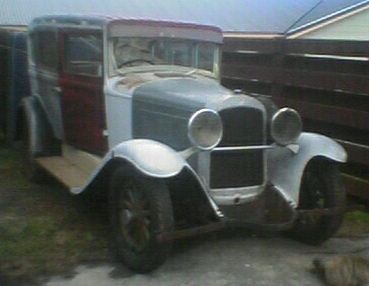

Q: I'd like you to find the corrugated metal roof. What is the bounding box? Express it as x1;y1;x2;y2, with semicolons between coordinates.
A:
0;0;318;33
0;0;366;34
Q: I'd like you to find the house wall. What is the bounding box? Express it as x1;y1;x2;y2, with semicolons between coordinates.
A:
300;7;369;40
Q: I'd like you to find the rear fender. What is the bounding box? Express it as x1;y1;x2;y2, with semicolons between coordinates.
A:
21;96;56;156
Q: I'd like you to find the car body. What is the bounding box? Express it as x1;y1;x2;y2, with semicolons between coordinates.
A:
22;15;347;272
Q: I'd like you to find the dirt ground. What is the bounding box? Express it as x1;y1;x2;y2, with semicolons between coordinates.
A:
0;141;369;285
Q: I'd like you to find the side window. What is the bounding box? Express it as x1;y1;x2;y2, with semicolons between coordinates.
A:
64;34;103;77
31;31;58;70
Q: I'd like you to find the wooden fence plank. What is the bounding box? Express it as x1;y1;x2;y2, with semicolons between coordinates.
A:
222;38;369;197
223;38;281;54
342;174;369;201
336;140;369;167
285;39;369;58
272;97;369;131
278;69;369;95
222;64;276;83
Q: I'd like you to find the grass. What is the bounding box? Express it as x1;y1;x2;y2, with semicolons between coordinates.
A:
338;210;369;237
0;145;31;189
0;136;110;283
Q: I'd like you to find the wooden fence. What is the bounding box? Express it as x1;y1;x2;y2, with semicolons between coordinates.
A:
221;38;369;199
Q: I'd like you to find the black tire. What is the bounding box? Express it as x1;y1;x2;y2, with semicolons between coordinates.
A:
21;115;45;182
109;166;174;273
288;159;346;245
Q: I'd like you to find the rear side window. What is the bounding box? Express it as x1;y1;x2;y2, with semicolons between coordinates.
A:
31;31;58;70
63;34;103;77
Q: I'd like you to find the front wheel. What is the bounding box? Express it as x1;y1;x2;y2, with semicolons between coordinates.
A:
109;166;174;273
287;160;346;245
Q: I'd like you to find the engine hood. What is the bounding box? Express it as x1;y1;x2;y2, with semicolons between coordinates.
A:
133;76;230;112
132;75;264;112
121;74;265;150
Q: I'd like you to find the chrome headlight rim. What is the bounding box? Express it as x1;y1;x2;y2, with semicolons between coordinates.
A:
188;108;223;151
271;107;302;146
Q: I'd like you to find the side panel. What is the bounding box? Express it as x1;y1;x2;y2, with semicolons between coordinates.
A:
21;96;55;156
267;132;347;207
28;28;62;139
104;82;132;149
59;30;107;155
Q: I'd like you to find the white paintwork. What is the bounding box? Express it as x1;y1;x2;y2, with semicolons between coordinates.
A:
209;185;265;206
112;139;187;178
72;139;187;194
293;5;369;40
104;78;133;149
71;138;223;217
267;132;347;207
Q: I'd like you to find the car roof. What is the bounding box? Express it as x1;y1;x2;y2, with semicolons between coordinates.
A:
30;14;222;34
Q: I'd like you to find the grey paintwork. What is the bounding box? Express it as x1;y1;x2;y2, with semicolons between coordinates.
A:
27;24;63;140
103;72;268;208
21;96;55;157
128;74;270;206
132;76;231;150
267;132;347;207
26;15;348;218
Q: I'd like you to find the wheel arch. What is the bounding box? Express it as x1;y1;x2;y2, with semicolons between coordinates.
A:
268;132;347;207
79;155;222;222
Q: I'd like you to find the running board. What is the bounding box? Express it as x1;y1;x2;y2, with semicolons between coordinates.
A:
36;156;90;189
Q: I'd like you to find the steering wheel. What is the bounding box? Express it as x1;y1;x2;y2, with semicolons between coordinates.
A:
118;59;154;68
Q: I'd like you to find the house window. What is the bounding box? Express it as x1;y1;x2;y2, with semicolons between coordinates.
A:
64;34;103;77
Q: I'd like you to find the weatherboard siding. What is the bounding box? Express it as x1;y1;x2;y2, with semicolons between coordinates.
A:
300;7;369;40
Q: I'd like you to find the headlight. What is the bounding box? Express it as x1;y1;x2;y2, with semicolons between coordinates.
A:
271;108;302;146
188;109;223;150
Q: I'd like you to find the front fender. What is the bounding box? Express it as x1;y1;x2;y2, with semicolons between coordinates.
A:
73;139;223;217
72;139;187;194
267;132;347;207
112;139;187;178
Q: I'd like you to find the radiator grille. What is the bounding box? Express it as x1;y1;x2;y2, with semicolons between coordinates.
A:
210;107;264;189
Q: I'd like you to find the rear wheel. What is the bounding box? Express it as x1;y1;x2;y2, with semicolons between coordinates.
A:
109;166;174;273
288;160;346;245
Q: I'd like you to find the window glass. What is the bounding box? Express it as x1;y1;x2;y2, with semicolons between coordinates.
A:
197;43;216;71
31;31;57;70
168;42;192;67
111;37;218;76
64;34;102;77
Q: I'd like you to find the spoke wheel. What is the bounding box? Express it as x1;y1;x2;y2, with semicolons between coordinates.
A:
287;160;346;245
118;180;152;252
109;166;174;273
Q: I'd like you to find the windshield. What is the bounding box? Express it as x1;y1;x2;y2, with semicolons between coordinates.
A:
110;37;220;77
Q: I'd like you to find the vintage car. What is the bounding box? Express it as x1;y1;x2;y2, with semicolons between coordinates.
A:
21;15;347;272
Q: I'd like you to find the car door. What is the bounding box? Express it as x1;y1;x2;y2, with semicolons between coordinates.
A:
29;28;63;139
59;30;107;155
